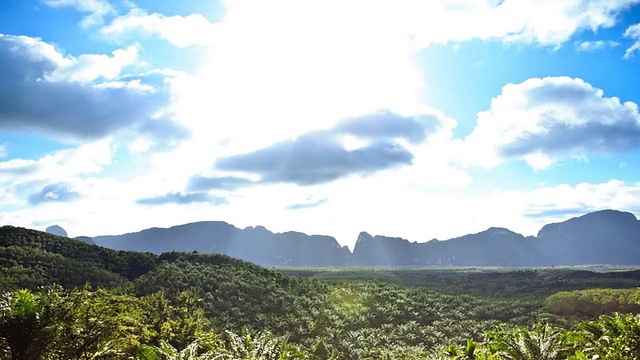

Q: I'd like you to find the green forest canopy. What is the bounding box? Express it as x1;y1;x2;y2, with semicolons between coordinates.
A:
1;225;639;359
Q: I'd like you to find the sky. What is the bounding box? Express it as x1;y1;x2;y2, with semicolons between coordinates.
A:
1;0;640;249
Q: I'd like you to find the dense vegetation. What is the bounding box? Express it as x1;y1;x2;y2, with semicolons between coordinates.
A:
280;267;640;297
1;225;639;359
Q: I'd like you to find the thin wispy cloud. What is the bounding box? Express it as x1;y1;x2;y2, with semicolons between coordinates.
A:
624;23;640;58
44;0;116;27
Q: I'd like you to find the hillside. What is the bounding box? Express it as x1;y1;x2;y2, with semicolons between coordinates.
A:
0;225;156;289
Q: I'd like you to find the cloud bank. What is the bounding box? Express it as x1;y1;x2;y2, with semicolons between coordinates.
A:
0;34;178;143
463;76;640;170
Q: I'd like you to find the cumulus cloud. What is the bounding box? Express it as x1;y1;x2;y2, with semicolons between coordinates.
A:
102;9;219;47
188;175;256;191
137;192;227;205
44;0;116;27
0;141;112;184
481;0;639;46
212;110;441;185
624;23;640;59
462;76;640;170
0;142;106;208
575;40;620;52
46;45;140;82
28;182;81;205
0;34;179;142
516;180;640;219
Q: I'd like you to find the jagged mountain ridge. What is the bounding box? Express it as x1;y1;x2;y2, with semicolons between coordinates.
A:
87;209;640;267
93;222;350;266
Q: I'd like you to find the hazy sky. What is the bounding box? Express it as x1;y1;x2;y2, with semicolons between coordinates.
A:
1;0;640;248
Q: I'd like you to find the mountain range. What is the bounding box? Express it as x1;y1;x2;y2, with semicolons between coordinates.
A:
53;209;640;267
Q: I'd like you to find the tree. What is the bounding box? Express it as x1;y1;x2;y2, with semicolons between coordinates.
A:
0;288;60;360
574;313;640;359
489;323;568;360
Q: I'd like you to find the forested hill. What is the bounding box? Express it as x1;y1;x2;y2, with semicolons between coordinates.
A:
0;225;320;336
0;225;291;293
0;225;154;289
81;209;640;267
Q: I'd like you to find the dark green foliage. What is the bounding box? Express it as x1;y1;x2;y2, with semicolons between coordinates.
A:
546;288;640;321
572;313;640;359
1;225;640;359
0;288;59;360
0;226;159;290
133;258;323;335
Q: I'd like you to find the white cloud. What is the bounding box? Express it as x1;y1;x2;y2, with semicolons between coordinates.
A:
624;23;640;59
576;40;620;52
0;33;142;85
0;144;6;158
0;34;178;142
94;0;640;168
0;140;115;230
461;76;640;170
46;44;141;82
147;0;638;146
493;179;640;228
398;0;639;48
102;9;220;48
44;0;116;27
106;0;640;49
0;140;112;184
0;34;68;67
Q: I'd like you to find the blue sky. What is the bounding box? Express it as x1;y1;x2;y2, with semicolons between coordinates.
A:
1;0;640;248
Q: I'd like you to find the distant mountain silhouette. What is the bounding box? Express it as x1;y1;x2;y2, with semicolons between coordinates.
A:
351;227;545;267
46;225;67;237
88;209;640;267
93;222;350;266
535;210;640;265
74;236;96;245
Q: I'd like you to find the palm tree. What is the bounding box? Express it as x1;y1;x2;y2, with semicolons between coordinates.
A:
139;338;224;360
491;323;569;360
0;288;60;360
575;313;640;359
223;330;307;360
